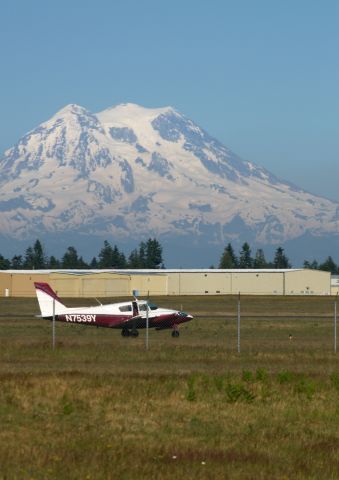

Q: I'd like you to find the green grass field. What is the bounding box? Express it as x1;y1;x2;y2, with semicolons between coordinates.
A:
1;295;339;479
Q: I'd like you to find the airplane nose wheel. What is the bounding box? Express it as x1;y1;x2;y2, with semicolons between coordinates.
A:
171;330;180;338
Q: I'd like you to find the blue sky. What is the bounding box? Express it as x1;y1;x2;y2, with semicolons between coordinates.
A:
1;0;338;200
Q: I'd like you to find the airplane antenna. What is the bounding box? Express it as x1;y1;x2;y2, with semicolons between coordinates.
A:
94;298;103;306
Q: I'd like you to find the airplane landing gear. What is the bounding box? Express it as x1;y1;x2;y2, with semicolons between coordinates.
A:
121;328;139;338
171;329;180;338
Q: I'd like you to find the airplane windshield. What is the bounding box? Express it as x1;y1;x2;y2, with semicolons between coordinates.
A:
139;303;158;311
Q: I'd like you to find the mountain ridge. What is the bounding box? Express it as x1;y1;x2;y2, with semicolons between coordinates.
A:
0;102;338;265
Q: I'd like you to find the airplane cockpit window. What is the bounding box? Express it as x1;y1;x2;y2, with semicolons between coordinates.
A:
119;305;132;312
148;303;158;310
139;304;148;312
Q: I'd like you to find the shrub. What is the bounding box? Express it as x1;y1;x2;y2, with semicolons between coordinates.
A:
225;383;255;403
256;368;268;382
294;378;316;400
277;371;294;384
242;370;254;382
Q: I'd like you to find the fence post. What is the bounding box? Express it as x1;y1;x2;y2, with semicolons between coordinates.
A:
334;295;337;354
52;297;55;350
237;292;241;354
146;301;149;351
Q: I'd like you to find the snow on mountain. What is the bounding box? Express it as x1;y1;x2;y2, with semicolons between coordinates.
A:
0;102;338;252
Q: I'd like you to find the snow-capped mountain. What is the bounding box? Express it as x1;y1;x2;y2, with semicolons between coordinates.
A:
0;102;338;263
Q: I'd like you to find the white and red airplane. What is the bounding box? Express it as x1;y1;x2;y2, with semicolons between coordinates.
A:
34;282;193;337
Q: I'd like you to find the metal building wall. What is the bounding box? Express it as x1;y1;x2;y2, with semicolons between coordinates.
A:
284;270;331;295
81;277;130;297
166;271;283;295
0;272;49;297
0;272;11;297
231;271;283;295
130;274;168;296
167;272;232;295
49;273;131;297
0;269;332;297
165;270;330;295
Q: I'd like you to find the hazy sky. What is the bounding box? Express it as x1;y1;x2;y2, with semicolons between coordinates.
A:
1;0;338;201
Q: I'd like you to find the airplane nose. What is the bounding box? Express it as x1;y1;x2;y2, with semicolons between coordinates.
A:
178;311;193;319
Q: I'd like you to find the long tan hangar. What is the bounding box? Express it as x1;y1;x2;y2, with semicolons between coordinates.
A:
0;269;333;297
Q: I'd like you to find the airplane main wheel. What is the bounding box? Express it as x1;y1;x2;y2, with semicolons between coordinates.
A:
172;330;180;338
121;329;130;337
131;329;139;338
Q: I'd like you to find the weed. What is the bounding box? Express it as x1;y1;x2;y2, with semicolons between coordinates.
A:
294;377;316;399
214;375;225;392
277;370;294;384
186;375;197;402
60;394;74;415
330;372;339;392
256;368;268;382
225;383;255;403
242;370;254;382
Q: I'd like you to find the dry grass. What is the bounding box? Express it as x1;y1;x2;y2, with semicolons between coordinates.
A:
0;295;339;479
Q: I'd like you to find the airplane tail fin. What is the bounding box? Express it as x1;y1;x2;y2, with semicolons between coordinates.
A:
34;282;67;317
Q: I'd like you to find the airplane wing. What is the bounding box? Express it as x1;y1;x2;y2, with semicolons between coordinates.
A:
112;315;145;329
110;315;146;330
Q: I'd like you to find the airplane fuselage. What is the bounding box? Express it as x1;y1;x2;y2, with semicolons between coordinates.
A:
44;308;191;330
34;282;192;337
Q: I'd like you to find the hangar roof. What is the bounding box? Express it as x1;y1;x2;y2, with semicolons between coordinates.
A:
2;268;305;274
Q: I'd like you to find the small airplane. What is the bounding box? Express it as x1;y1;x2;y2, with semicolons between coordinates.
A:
34;282;193;337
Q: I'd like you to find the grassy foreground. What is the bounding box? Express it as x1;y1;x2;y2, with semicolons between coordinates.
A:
0;295;339;479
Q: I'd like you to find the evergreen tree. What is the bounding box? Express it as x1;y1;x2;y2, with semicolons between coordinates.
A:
310;260;319;270
145;238;163;268
89;257;98;268
253;248;268;269
23;247;35;269
77;256;89;269
48;256;61;268
273;247;291;269
11;255;23;269
97;241;126;268
98;241;114;268
62;246;80;268
0;254;10;270
303;259;319;270
111;245;127;268
319;256;338;274
239;242;253;269
22;240;47;269
128;249;141;268
138;241;147;268
33;239;46;269
219;243;238;268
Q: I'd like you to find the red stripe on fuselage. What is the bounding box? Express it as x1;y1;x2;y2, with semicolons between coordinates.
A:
48;312;191;330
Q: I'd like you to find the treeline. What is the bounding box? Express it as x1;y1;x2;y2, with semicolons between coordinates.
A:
0;238;164;270
219;242;339;274
218;242;291;269
1;238;338;274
